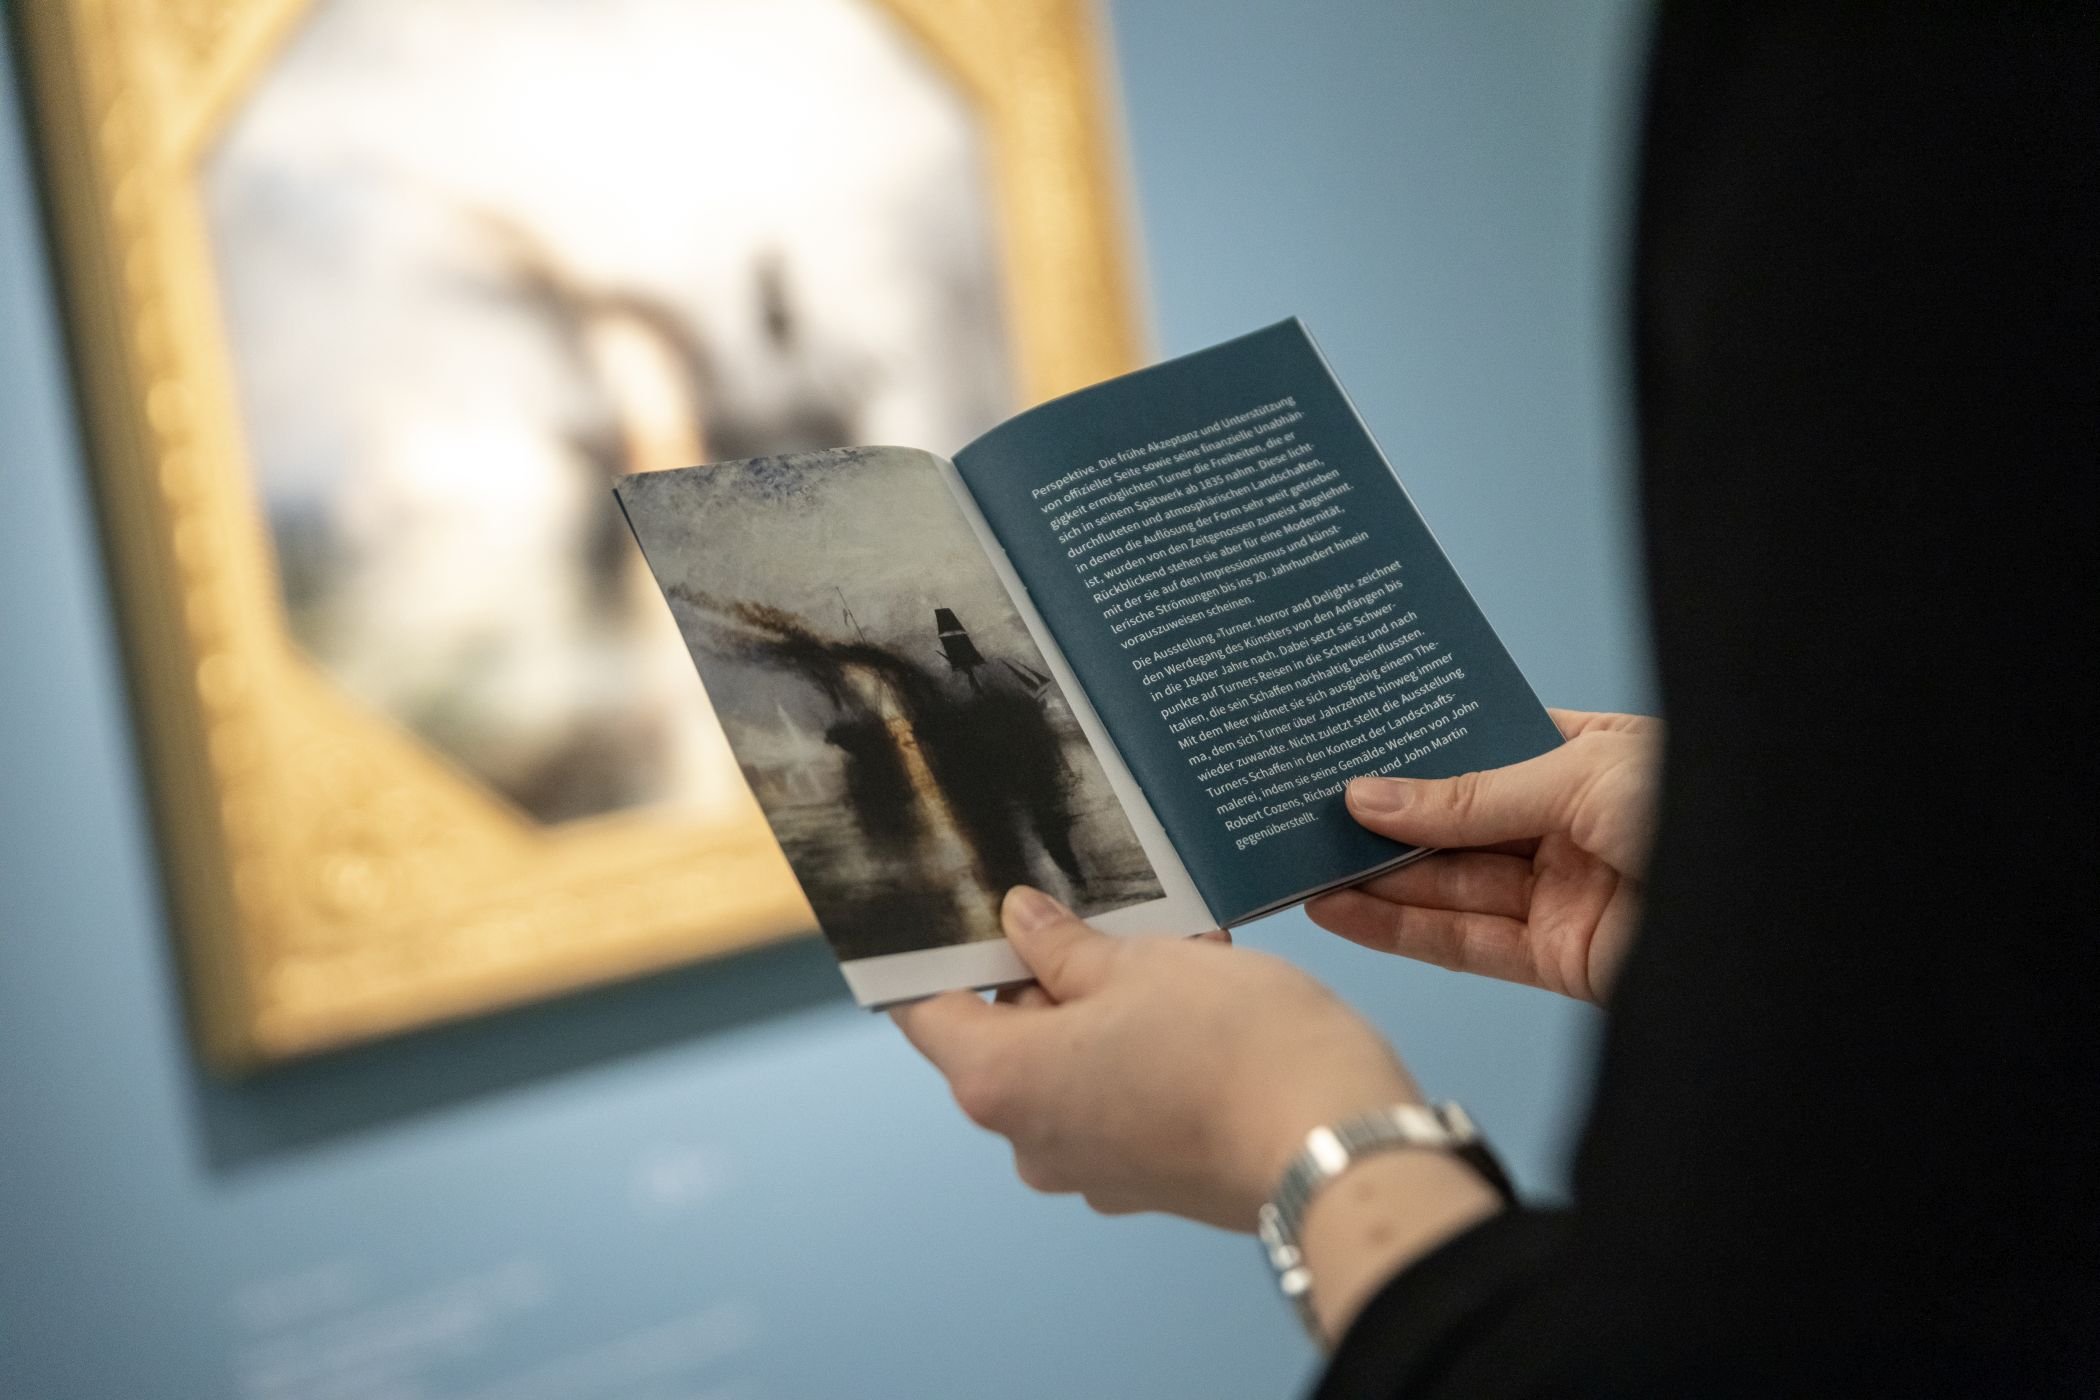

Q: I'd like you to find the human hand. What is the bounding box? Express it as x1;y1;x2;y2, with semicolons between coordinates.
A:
1305;709;1660;1004
893;887;1419;1232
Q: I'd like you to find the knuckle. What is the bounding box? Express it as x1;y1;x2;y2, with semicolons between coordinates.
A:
1441;770;1483;821
1566;732;1616;777
1447;858;1487;906
1053;927;1113;980
1042;940;1083;989
1013;1153;1064;1194
952;1070;1012;1130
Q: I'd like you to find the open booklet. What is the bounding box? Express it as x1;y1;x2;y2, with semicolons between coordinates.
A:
615;320;1561;1006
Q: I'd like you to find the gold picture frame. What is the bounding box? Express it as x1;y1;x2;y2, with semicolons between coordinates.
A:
17;0;1140;1070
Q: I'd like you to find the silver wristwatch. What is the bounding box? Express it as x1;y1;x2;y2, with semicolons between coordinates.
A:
1256;1102;1515;1338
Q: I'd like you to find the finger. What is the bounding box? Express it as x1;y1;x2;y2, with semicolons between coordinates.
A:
1547;707;1659;740
1345;742;1598;849
891;990;1008;1074
1001;886;1117;1001
1013;1148;1074;1196
1083;1189;1145;1217
1460;837;1543;859
1352;851;1534;920
994;982;1055;1009
1190;927;1233;945
1305;887;1533;984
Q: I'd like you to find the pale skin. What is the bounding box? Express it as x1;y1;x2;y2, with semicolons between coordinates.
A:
895;709;1659;1346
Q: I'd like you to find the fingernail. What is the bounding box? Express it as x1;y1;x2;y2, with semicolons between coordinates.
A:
1348;777;1414;813
1002;885;1070;934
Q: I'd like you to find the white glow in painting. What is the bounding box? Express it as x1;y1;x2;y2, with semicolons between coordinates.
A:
207;0;1014;823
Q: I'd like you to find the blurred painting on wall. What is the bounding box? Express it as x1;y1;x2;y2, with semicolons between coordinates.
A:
209;0;1015;826
21;0;1140;1067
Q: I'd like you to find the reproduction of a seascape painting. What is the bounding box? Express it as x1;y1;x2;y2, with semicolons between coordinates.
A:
21;0;1140;1062
207;0;1017;825
618;449;1163;996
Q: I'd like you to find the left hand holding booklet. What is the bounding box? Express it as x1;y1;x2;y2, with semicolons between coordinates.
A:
616;320;1559;1006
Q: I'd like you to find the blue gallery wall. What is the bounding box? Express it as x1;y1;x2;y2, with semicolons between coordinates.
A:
0;3;1648;1397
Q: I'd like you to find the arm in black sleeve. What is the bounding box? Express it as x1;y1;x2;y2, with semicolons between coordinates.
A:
1315;7;2100;1396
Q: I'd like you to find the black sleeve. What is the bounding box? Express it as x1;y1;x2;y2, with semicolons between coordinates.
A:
1315;7;2100;1397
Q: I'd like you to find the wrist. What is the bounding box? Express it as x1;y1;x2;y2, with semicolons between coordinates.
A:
1298;1149;1501;1344
1253;1101;1514;1345
1239;1067;1421;1222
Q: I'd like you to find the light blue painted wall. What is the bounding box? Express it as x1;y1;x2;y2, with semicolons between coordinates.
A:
0;3;1648;1396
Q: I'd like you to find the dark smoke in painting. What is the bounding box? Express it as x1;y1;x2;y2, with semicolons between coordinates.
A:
621;448;1162;962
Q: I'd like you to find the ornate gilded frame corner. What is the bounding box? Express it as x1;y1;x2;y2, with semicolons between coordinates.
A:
14;0;1142;1070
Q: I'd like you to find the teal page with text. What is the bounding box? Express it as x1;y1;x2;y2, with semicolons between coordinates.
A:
955;320;1562;919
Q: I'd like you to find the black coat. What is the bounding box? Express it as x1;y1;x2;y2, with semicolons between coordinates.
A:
1317;7;2100;1396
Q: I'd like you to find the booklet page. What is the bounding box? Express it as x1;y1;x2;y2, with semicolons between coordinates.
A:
955;321;1562;920
616;447;1172;1002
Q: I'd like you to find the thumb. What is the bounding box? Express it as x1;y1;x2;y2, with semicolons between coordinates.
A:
1000;886;1114;1001
1345;743;1589;848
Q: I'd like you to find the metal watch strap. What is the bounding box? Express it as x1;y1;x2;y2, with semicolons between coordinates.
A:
1256;1102;1515;1338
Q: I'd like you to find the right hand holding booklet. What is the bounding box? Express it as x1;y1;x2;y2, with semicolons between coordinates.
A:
615;320;1561;1005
